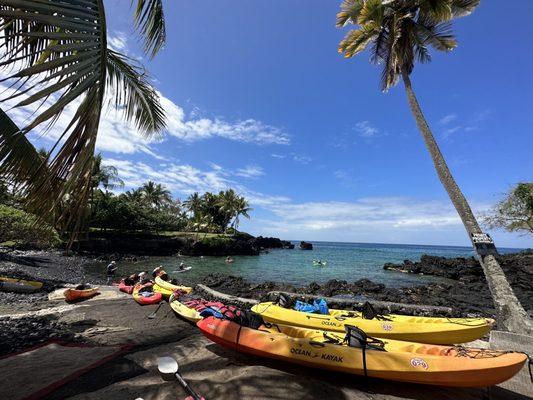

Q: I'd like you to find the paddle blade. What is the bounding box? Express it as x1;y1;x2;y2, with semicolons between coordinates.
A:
158;356;178;381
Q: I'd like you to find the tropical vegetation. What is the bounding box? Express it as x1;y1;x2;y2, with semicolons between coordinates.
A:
483;183;533;235
89;184;251;235
0;204;60;249
0;0;167;242
336;0;531;334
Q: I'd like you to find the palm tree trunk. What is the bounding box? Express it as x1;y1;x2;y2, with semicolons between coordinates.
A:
402;72;532;334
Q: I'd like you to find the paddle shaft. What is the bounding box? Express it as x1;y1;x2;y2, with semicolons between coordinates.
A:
148;302;163;319
175;372;202;400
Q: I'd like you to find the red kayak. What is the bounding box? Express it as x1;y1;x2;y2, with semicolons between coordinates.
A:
133;282;162;305
118;279;134;294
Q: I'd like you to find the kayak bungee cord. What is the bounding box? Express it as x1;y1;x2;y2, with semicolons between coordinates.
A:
445;317;493;326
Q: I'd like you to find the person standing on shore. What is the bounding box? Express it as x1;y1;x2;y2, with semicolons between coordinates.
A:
106;261;117;285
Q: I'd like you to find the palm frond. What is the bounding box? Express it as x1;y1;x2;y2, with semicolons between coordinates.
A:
415;19;457;52
451;0;480;18
132;0;166;58
0;0;106;235
419;0;453;22
106;49;166;136
0;107;48;186
357;0;384;26
336;0;364;27
379;14;402;91
338;26;376;58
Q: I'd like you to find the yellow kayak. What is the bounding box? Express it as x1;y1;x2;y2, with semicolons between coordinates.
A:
169;292;201;322
251;302;494;344
153;276;192;298
0;276;43;293
198;317;526;387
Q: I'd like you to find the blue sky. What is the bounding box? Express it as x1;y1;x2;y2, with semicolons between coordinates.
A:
11;1;533;247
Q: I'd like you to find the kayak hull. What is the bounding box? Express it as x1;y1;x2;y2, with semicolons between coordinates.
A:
251;302;494;344
154;276;192;293
133;283;162;305
64;287;99;302
0;276;43;293
197;317;526;387
169;297;202;322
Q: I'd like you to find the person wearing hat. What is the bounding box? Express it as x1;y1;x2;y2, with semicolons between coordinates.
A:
106;260;118;285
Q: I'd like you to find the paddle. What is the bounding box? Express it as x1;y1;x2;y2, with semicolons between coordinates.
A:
158;356;204;400
148;302;163;319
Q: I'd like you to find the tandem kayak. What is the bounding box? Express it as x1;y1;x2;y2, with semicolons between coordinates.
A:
0;276;43;293
153;276;192;298
251;302;494;344
197;317;526;387
64;286;99;302
133;282;162;306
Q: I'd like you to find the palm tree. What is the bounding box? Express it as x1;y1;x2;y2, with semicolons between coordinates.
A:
0;1;167;240
184;192;203;219
336;0;531;333
232;196;252;234
141;181;172;209
91;154;124;193
218;189;239;232
123;188;144;204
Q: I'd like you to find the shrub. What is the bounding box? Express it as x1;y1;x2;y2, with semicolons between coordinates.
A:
0;205;61;249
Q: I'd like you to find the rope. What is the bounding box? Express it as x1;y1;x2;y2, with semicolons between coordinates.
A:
445;317;491;327
445;346;511;359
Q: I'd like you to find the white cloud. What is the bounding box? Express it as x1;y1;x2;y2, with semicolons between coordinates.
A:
108;31;128;52
160;95;289;145
267;198;465;229
292;154;312;164
104;158;286;207
245;197;495;245
271;153;286;159
442;126;461;138
355;121;379;138
235;165;265;179
0;82;289;161
439;113;457;125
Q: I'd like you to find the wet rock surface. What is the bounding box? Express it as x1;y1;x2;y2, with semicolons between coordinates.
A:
201;251;533;320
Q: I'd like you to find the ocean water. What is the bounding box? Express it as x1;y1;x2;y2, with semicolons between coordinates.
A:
85;241;521;288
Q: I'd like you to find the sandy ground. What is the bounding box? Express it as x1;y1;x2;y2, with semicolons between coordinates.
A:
0;286;528;400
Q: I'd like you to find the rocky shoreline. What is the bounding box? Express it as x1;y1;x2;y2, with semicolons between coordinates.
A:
0;248;530;354
72;232;294;257
199;251;533;319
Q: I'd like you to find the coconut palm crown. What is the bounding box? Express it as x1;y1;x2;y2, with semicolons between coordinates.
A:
337;0;479;90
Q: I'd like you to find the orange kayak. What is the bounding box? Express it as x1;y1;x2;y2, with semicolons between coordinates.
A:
197;317;527;387
64;287;99;302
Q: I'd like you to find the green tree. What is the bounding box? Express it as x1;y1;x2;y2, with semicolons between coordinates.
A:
232;196;252;234
141;181;172;209
484;183;533;235
0;1;167;239
218;189;239;232
91;154;124;193
336;0;531;333
0;204;60;249
184;192;203;219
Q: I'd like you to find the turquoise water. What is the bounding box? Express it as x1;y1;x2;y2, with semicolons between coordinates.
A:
85;241;520;288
